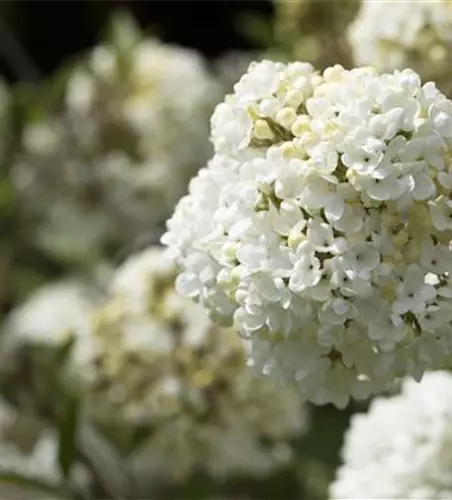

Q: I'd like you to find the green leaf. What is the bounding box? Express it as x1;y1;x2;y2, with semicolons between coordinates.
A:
53;334;76;369
57;393;79;478
0;472;63;498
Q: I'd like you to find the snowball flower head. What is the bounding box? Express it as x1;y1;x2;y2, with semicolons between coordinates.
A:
330;371;452;499
348;0;452;94
89;247;306;481
164;60;452;407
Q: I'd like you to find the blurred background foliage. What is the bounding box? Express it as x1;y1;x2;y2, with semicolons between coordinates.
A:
0;1;433;498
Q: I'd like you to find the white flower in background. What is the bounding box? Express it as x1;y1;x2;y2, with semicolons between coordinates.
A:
348;0;452;94
0;400;90;497
0;430;61;486
12;15;219;263
163;60;452;407
89;247;307;481
110;245;175;314
0;399;58;486
63;33;219;226
2;281;100;379
330;371;452;499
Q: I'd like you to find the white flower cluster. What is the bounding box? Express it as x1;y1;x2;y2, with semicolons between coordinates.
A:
164;60;452;407
12;27;218;262
2;281;100;380
330;371;452;499
90;247;306;481
348;0;452;84
66;35;216;175
65;34;218;227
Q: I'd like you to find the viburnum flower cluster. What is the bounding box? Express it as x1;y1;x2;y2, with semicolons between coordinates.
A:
348;0;452;95
163;59;452;407
89;248;306;481
330;371;452;499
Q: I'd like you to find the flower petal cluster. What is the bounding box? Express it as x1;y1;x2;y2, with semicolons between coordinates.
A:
164;60;452;407
89;247;306;481
348;0;452;95
330;371;452;499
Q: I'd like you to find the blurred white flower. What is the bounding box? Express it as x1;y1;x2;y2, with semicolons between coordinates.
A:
12;17;220;263
0;400;59;487
330;371;452;499
163;60;452;407
89;247;307;481
348;0;452;94
63;33;219;227
21;121;60;157
2;281;101;379
0;430;61;485
0;400;90;497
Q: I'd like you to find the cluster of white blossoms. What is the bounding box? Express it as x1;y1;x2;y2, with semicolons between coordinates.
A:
330;371;452;499
65;34;217;176
89;247;306;481
348;0;452;93
163;59;452;407
1;281;100;381
12;22;218;262
65;30;217;225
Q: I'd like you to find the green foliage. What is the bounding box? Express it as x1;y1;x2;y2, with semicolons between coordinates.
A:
57;392;79;479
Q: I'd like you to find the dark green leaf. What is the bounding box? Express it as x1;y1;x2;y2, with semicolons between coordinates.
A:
57;393;79;478
53;334;76;370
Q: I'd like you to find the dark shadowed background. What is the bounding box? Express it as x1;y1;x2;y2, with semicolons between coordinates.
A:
0;1;273;82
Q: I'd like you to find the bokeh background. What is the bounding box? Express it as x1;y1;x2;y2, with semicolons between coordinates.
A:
0;2;271;82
